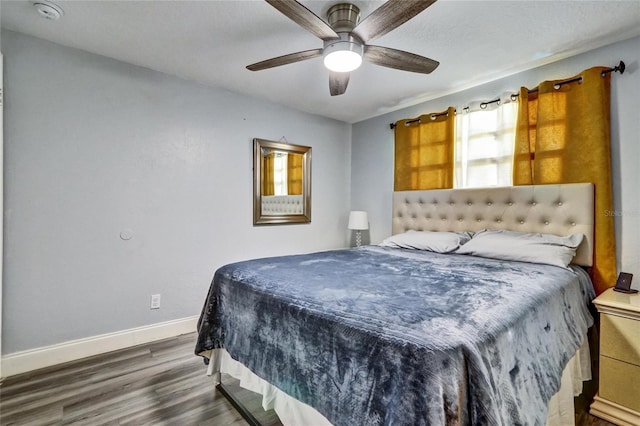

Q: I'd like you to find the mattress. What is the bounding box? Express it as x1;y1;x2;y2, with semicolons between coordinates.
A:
196;246;595;425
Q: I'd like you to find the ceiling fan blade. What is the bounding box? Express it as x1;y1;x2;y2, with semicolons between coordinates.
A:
247;48;323;71
364;45;439;74
352;0;437;43
265;0;340;41
329;71;350;96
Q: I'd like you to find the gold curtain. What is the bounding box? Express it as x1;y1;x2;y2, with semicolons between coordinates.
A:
394;107;456;190
513;67;616;294
262;152;275;196
287;153;303;195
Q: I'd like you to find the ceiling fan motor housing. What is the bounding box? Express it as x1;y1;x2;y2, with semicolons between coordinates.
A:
327;3;361;32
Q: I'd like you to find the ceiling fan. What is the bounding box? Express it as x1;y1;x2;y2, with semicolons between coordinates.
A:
247;0;440;96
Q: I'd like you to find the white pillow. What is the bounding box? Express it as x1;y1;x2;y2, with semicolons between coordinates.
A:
454;229;584;268
379;230;473;253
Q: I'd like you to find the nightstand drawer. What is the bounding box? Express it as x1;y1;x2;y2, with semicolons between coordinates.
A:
601;314;640;366
600;356;640;412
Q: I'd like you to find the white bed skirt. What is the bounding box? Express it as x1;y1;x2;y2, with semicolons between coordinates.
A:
203;335;591;426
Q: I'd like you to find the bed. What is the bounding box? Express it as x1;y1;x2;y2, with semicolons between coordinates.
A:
196;183;596;425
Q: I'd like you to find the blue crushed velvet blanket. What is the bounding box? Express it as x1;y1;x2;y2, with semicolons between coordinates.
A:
196;246;594;426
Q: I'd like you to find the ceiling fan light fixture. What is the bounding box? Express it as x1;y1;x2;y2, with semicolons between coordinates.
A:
323;40;363;73
248;0;440;96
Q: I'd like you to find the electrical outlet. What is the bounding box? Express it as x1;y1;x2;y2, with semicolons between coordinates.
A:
150;294;161;310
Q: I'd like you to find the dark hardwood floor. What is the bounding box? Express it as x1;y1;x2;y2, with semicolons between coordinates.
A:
0;332;614;425
0;333;280;426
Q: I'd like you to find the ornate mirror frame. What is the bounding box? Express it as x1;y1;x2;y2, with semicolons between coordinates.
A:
253;138;311;225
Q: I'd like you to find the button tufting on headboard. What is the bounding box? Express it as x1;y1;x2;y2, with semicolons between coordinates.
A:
392;184;594;267
262;195;304;215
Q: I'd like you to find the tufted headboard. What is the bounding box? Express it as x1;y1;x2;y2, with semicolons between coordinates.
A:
392;183;594;267
261;195;304;215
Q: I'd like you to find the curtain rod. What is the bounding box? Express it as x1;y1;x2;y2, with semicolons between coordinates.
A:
390;60;625;130
510;60;625;99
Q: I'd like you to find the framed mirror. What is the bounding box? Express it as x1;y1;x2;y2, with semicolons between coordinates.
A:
253;138;311;225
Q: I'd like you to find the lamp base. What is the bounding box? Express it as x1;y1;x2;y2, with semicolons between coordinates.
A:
355;230;362;247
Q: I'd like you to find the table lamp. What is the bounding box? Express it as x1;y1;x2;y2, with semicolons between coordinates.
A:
348;211;369;247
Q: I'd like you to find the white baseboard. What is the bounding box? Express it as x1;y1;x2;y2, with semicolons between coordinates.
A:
1;315;199;378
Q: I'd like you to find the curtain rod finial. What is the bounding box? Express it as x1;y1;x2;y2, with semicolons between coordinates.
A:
602;60;626;77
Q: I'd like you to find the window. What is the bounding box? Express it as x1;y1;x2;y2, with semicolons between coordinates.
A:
272;153;288;195
454;100;517;188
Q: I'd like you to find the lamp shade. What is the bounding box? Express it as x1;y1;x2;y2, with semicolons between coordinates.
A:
348;211;369;230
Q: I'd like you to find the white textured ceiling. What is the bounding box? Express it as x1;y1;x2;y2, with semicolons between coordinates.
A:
2;0;639;123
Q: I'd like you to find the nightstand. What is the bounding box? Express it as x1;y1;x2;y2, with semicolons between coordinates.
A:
590;288;640;426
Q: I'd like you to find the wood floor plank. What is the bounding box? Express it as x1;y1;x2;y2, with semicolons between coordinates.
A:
0;402;63;426
0;347;152;400
0;332;614;426
1;356;190;417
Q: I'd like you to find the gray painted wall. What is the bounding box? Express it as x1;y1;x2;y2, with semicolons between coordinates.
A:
1;30;352;354
351;35;640;290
